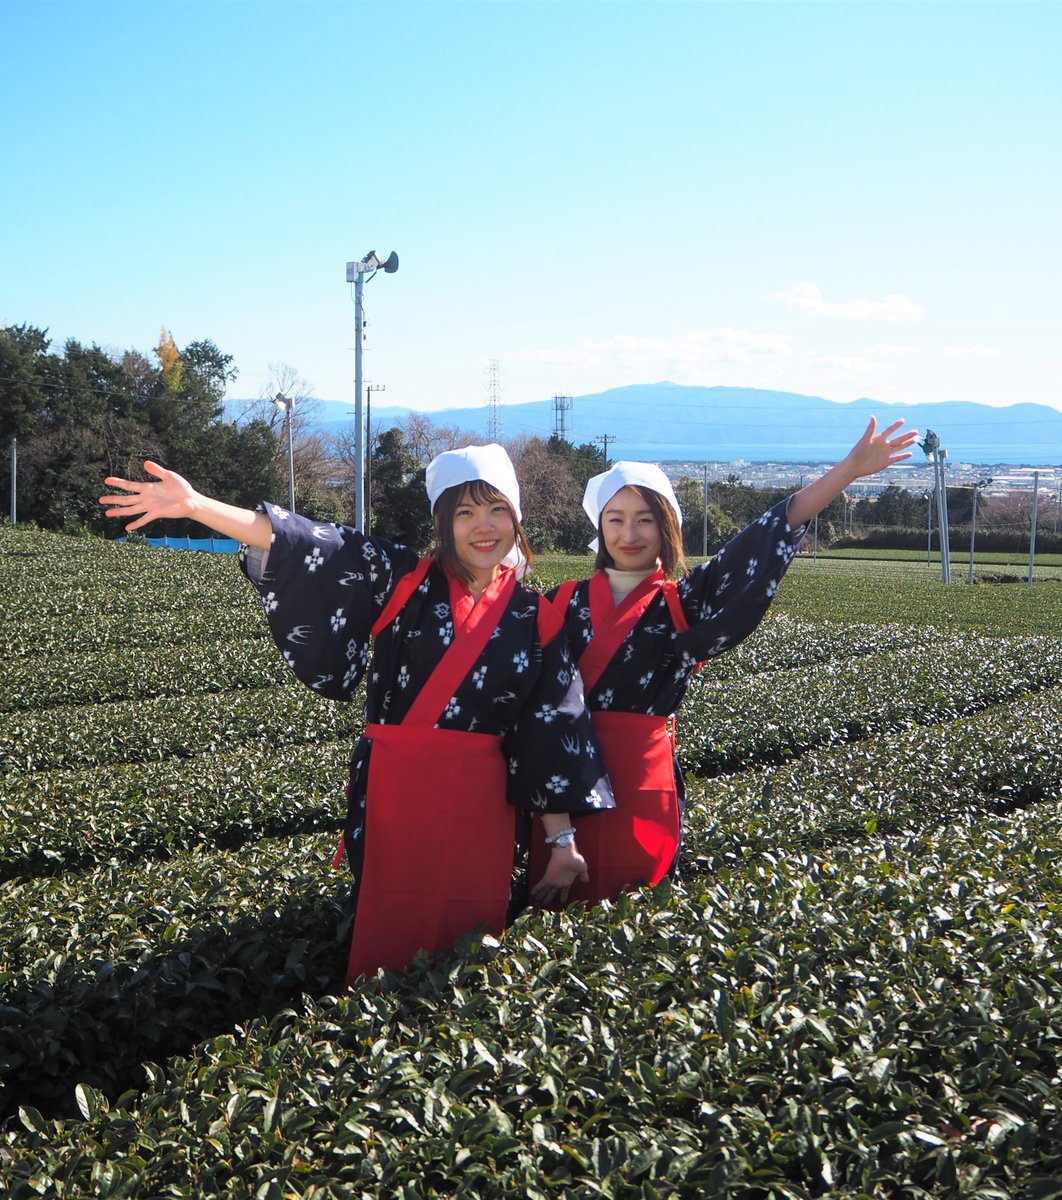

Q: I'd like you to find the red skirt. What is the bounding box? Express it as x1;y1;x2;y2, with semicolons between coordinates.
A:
530;710;680;906
345;723;514;985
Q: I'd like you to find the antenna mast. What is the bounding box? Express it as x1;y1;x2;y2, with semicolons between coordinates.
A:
486;359;503;442
551;394;573;441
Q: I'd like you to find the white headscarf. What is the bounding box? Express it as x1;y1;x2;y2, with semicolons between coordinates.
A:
424;443;526;575
424;443;522;520
583;461;683;530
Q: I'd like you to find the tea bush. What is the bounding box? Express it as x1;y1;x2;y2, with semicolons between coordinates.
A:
2;529;1061;1198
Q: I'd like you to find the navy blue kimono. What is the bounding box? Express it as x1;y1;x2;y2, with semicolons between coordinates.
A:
547;497;807;871
240;504;614;914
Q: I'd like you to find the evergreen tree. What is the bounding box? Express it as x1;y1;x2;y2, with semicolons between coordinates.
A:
369;428;433;549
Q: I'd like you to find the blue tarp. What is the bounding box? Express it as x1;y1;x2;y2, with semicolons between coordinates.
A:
117;536;240;554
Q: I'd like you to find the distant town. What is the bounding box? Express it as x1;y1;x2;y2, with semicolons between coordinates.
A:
661;459;1060;504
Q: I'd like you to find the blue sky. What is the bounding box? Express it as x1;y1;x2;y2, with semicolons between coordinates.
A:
3;0;1060;423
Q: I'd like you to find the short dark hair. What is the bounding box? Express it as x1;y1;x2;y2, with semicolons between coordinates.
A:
594;484;686;577
431;480;534;585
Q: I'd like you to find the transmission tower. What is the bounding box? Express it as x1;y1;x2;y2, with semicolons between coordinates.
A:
485;359;503;442
551;395;574;441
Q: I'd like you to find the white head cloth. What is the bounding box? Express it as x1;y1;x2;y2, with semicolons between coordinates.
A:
424;443;523;521
424;443;526;575
583;461;683;529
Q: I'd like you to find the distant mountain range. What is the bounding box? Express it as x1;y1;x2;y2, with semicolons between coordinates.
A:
237;383;1062;466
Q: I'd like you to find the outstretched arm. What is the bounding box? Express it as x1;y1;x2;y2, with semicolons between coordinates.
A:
786;418;920;530
100;460;273;551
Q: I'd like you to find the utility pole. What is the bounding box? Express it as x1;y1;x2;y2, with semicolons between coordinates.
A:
593;434;615;469
702;463;708;557
8;438;14;525
365;383;385;533
1029;470;1040;585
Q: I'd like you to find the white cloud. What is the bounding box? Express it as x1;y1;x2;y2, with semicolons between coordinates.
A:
775;281;923;323
873;344;919;357
943;344;1002;357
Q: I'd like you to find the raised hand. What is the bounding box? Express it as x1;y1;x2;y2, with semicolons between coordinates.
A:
786;417;920;530
843;417;921;480
99;461;199;531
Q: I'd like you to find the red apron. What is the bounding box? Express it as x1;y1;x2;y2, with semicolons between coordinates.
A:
530;570;687;905
344;564;519;985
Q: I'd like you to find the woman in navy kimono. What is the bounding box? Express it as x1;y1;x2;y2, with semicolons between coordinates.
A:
102;444;613;984
530;417;919;905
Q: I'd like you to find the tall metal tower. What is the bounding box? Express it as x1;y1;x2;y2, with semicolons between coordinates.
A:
551;395;574;441
486;359;503;442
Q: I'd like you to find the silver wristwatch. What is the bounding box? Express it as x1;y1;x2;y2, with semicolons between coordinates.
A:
545;827;577;849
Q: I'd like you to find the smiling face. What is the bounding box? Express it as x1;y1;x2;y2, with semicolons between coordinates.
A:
450;486;517;587
600;486;664;573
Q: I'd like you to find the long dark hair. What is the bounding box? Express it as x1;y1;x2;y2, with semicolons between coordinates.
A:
432;480;534;585
594;485;686;577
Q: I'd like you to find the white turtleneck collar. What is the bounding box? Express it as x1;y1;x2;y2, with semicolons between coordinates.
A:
603;564;659;606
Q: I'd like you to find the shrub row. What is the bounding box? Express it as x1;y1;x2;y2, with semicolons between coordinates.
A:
1;542;252;623
775;559;1062;637
683;685;1062;858
837;524;1062;555
0;740;349;881
4;526;1062;1196
693;612;922;682
0;832;349;1121
0;604;262;660
0;684;362;775
4;807;1062;1195
0;639;289;712
3;684;1060;1142
678;630;1062;776
8;621;1056;782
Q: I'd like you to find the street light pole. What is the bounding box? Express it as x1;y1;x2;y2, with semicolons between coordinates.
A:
346;250;398;530
1029;470;1040;585
968;478;991;585
921;430;951;583
274;394;295;511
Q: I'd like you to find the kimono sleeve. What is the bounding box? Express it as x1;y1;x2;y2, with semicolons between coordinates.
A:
675;496;807;663
503;628;615;818
238;502;421;701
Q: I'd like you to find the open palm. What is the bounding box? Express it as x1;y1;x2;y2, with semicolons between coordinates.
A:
847;418;921;479
100;461;199;531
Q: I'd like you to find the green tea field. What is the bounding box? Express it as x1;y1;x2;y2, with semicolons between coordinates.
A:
2;526;1062;1198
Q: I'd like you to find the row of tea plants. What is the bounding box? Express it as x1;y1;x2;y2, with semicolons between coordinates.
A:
1;525;1061;1197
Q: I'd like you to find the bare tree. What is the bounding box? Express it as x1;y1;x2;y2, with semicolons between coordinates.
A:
508;436;585;552
225;362;321;437
399;412;475;464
